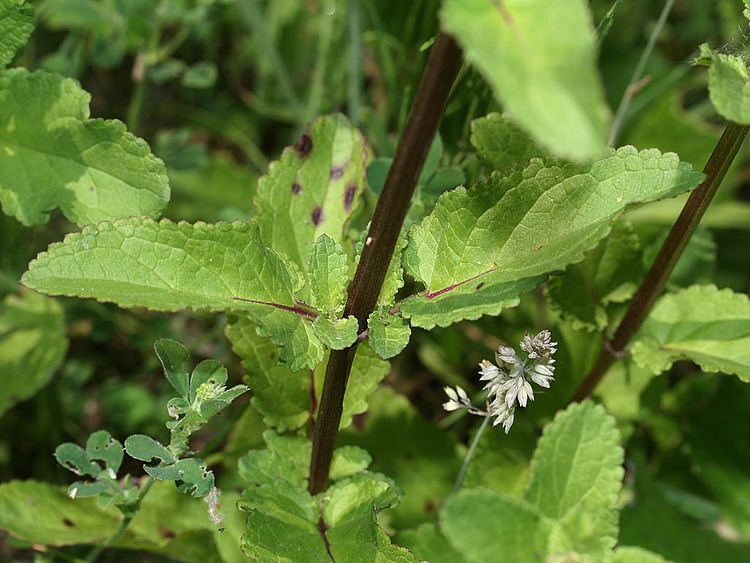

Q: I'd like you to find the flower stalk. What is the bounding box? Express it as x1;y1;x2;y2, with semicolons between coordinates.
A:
308;33;463;495
571;121;750;402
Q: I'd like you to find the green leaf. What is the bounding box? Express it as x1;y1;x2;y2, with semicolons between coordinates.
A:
525;401;624;557
239;431;311;490
255;114;369;276
701;45;750;125
547;221;644;331
124;434;175;465
181;62;218;89
240;482;329;563
441;0;610;160
55;443;101;478
0;291;67;417
317;343;391;429
145;458;214;498
355;228;408;307
0;480;120;545
154;338;190;398
23;218;323;369
631;285;750;381
367;310;411;359
440;401;623;561
441;490;545;563
226;316;311;431
330;446;372;481
402;148;701;329
0;69;169;226
338;388;460;528
307;234;350;314
86;430;124;474
471;113;543;172
0;0;34;68
607;547;671;563
311;316;359;350
323;474;419;562
595;359;655;422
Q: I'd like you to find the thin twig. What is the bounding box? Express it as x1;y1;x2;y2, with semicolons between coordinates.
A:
308;33;463;495
453;415;491;492
571;122;750;402
608;0;675;146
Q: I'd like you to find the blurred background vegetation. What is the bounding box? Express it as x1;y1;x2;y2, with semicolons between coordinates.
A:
2;0;750;559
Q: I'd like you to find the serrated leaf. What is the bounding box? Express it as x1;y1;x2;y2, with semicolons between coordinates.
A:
441;490;545;563
548;221;644;331
339;388;460;528
368;310;411;359
239;431;311;490
155;338;190;399
226;316;311;431
0;291;67;417
312;315;359;350
323;474;419;562
0;0;34;68
23;218;323;370
330;446;372;481
315;343;391;429
402;147;703;329
124;434;175;465
307;234;349;314
631;285;750;381
471;113;543;172
525;401;624;557
441;401;623;561
441;0;610;161
254;114;369;276
0;69;169;226
701;46;750;124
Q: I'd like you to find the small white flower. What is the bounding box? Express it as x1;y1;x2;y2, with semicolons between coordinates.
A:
442;330;557;433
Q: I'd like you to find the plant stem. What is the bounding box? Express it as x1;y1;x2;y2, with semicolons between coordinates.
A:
453;415;490;492
608;0;674;146
571;122;749;402
308;33;463;495
85;477;156;562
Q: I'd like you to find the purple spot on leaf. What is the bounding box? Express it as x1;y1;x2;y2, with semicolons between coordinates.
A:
344;184;356;212
292;182;302;195
330;166;344;180
312;207;323;226
295;133;313;156
476;282;485;291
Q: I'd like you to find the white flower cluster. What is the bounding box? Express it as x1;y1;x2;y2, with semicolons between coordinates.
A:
443;330;557;433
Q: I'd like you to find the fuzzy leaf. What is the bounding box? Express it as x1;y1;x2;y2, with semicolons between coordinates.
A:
145;458;214;498
525;401;624;557
471;113;543;172
124;435;175;465
330;446;372;481
254;114;369;276
607;547;671;563
307;234;349;314
631;285;750;381
226;316;311;431
0;0;34;68
0;69;169;226
86;431;124;475
547;221;644;331
399;523;467;563
368;310;411;359
22;218;323;370
0;291;67;417
312;315;359;350
402;148;701;329
441;401;623;561
154;338;190;399
701;45;750;125
239;432;311;490
441;0;610;160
